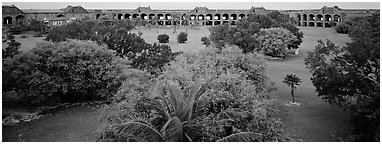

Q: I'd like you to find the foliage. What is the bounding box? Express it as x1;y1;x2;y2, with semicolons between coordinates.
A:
2;40;124;105
335;23;351;34
246;14;274;29
33;32;43;37
157;34;170;43
305;14;379;141
20;34;28;38
200;36;211;46
27;19;48;33
2;34;21;59
257;27;297;58
99;46;287;142
280;23;304;49
177;31;188;43
209;22;261;53
282;74;302;103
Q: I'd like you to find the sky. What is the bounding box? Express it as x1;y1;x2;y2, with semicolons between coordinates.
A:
2;1;380;10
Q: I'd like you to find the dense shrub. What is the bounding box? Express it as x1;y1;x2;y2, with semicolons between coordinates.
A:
305;14;379;141
157;34;169;43
99;46;287;142
280;23;304;49
177;31;188;43
209;22;261;53
2;37;21;59
2;40;124;105
27;19;48;33
20;34;28;38
257;27;297;58
200;36;211;46
335;23;351;34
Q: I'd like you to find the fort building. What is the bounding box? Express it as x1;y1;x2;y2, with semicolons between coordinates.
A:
2;4;379;28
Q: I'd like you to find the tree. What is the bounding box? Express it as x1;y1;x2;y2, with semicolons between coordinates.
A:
304;13;379;142
282;74;302;103
2;33;21;59
256;27;297;57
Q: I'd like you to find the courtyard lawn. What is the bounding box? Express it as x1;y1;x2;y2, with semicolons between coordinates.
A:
2;26;354;142
267;27;353;141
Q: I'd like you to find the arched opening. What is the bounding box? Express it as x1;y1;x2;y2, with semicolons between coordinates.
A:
165;21;172;25
298;22;301;26
132;13;139;19
214;21;221;25
118;13;123;20
230;14;237;20
231;21;236;25
3;16;12;25
190;14;196;20
206;21;213;26
297;14;301;21
57;14;64;18
96;14;101;19
302;14;307;21
141;13;148;20
206;14;213;20
165;14;172;20
302;22;307;26
198;14;204;20
222;14;229;20
324;22;331;27
15;15;24;24
308;22;315;27
149;13;155;20
317;14;323;21
316;22;323;27
214;14;221;20
181;14;187;20
157;21;164;25
157;14;164;20
124;14;131;19
324;14;332;21
239;14;245;19
333;15;340;22
308;14;315;21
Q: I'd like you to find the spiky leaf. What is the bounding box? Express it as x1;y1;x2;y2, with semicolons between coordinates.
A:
217;132;263;142
167;84;185;117
161;117;184;142
114;122;163;142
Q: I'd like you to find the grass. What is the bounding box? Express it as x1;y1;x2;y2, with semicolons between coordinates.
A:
266;27;353;142
2;26;354;142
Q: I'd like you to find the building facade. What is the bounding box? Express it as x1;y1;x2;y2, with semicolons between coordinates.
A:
2;4;379;28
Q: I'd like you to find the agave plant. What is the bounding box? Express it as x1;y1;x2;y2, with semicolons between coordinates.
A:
111;82;263;142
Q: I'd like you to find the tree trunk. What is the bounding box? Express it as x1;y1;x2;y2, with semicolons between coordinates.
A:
291;88;294;103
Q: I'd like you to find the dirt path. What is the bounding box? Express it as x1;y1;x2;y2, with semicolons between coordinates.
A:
2;104;104;142
267;27;353;141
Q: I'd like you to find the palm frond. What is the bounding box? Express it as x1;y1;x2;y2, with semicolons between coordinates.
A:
167;84;185;117
161;117;184;142
179;83;203;121
217;132;263;142
113;122;163;142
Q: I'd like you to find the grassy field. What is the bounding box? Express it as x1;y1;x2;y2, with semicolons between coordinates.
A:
2;26;354;142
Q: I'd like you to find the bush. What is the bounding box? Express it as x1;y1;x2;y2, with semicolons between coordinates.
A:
280;23;304;49
20;34;28;38
200;36;211;46
2;39;21;59
335;23;350;34
2;40;124;105
209;22;261;53
177;31;188;43
157;34;169;43
98;46;287;142
257;27;297;58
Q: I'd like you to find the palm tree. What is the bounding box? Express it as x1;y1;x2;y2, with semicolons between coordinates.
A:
111;83;262;142
151;16;159;33
283;74;302;103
